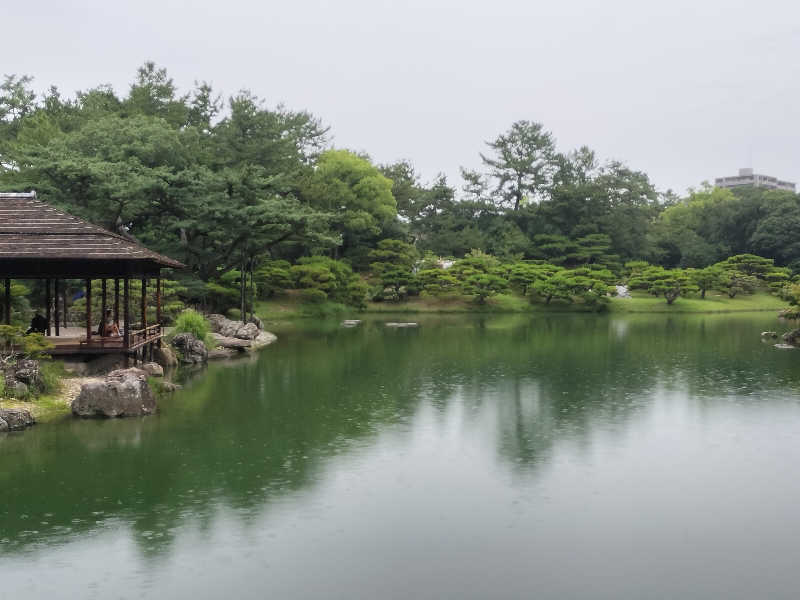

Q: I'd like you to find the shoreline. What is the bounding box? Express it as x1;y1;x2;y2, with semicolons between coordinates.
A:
258;291;789;318
1;327;278;426
5;300;794;426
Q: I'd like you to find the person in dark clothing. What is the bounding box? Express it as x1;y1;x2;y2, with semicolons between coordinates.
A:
26;313;48;334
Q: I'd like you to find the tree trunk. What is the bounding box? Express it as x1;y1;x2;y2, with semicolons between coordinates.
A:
240;261;246;324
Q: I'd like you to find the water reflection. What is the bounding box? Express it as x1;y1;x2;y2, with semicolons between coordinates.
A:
1;313;798;567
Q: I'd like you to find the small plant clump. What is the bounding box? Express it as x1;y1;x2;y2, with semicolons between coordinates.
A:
171;309;214;347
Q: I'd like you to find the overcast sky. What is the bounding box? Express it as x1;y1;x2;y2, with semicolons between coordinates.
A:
5;0;800;194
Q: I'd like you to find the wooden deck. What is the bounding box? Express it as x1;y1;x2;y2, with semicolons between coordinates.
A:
47;324;163;355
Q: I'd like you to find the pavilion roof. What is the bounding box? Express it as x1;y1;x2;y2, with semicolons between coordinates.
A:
0;192;184;269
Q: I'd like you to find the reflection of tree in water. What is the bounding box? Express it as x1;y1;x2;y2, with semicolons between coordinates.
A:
1;313;797;558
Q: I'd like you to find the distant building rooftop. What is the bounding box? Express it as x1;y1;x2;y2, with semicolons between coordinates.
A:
715;168;796;192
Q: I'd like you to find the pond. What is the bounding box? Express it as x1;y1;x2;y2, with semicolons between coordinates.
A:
1;313;799;599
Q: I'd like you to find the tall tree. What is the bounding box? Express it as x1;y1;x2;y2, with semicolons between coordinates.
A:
479;120;556;211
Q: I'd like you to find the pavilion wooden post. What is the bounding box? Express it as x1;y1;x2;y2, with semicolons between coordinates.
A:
54;279;60;336
141;278;147;329
45;279;52;336
114;279;120;326
101;279;107;336
123;278;130;349
63;285;68;328
85;279;92;342
156;275;162;348
4;279;10;325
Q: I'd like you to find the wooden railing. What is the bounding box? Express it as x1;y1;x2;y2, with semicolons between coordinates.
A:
128;323;163;351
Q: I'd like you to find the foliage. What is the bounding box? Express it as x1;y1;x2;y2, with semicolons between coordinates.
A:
3;64;800;313
689;266;723;299
416;268;461;297
463;273;508;304
172;309;212;347
629;266;697;304
302;149;396;259
0;325;54;359
529;268;613;310
290;256;366;309
369;239;419;301
39;360;65;395
718;270;758;299
479;120;556;210
782;284;800;319
254;260;292;299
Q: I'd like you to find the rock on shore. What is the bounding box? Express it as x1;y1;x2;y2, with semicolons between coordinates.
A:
207;314;261;340
72;368;157;418
171;333;208;364
782;329;800;346
0;408;36;431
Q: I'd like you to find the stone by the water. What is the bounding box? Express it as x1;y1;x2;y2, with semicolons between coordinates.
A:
386;322;418;328
0;408;35;430
210;332;252;349
153;345;179;368
774;343;796;350
207;314;260;340
208;347;238;360
782;329;800;346
171;333;208;364
72;368;157;418
141;362;164;377
761;331;778;338
251;331;277;349
342;320;362;327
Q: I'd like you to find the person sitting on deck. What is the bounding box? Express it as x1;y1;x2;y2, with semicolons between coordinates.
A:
97;309;120;337
26;313;48;334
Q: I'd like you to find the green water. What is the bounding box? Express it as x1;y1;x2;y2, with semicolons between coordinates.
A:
2;313;800;599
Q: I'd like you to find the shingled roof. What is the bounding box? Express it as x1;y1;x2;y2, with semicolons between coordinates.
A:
0;192;184;269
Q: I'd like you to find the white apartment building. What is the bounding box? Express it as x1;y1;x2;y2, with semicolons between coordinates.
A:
715;168;796;192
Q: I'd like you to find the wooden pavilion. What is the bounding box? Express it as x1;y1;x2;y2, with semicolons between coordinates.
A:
0;191;184;358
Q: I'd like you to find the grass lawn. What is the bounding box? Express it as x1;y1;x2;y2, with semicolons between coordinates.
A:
256;290;788;319
610;291;787;313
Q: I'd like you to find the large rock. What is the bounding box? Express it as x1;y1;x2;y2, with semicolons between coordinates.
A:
0;408;35;430
72;368;157;418
783;329;800;346
252;331;277;349
171;333;208;364
0;417;7;432
207;314;260;340
208;347;238;360
235;322;260;340
14;359;40;387
210;332;251;349
141;362;164;377
153;345;178;368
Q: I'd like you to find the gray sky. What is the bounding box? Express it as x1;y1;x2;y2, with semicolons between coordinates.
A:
5;0;800;194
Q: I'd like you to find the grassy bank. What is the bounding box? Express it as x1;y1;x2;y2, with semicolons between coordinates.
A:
257;291;788;319
0;391;71;423
609;291;787;313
